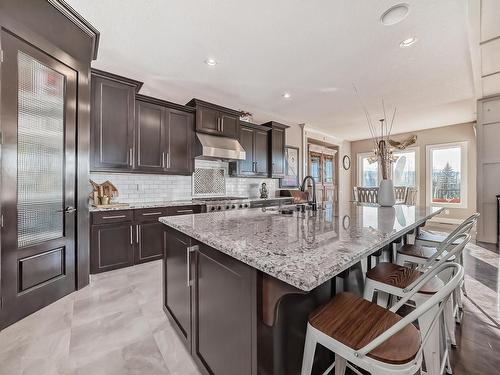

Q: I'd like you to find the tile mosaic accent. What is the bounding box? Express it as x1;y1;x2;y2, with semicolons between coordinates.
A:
193;168;225;195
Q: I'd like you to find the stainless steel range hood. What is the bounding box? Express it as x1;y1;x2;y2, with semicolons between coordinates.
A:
194;133;246;161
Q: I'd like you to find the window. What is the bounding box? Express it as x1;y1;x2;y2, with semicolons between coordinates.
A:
392;148;418;187
426;142;467;208
357;153;379;187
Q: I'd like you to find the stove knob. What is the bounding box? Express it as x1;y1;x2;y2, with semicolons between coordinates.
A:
231;205;236;209
226;205;230;209
244;204;249;208
239;204;243;208
210;207;215;211
217;206;222;210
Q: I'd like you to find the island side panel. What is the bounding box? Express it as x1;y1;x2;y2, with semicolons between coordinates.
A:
163;226;258;375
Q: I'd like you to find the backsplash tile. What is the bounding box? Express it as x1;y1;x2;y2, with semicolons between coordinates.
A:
90;161;278;204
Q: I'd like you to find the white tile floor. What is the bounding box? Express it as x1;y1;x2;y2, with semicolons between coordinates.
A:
0;261;201;375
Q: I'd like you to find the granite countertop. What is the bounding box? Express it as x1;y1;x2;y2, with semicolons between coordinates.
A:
160;204;443;291
89;200;205;212
89;196;292;211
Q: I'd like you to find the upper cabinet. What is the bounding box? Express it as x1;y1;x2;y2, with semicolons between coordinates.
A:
262;121;289;178
91;69;143;172
229;122;270;177
135;95;195;175
187;98;240;139
90;69;194;175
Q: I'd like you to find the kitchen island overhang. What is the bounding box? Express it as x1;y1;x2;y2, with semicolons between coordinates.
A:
160;204;444;375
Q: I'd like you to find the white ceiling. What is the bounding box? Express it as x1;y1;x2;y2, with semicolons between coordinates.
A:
67;0;476;141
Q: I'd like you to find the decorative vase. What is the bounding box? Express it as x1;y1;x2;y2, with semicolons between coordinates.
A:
378;179;396;207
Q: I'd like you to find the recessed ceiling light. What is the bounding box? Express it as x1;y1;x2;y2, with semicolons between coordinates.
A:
204;58;217;66
282;92;291;99
320;87;338;93
400;37;418;48
380;3;410;26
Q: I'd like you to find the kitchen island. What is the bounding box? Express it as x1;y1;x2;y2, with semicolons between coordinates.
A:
159;203;443;375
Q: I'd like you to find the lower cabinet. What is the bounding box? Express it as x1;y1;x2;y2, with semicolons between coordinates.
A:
164;227;257;375
90;205;204;274
90;222;135;273
135;221;165;264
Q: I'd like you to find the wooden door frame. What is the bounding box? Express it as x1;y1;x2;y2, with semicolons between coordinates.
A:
306;140;339;206
0;0;99;308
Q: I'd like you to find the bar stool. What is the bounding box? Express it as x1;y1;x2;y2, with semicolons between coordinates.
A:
398;217;477;322
363;234;470;374
301;263;463;375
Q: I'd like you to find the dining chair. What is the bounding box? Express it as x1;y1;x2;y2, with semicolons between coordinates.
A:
301;262;464;375
394;186;407;203
353;187;379;203
404;187;418;205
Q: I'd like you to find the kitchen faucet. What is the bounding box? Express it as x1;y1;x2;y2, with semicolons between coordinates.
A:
300;175;317;211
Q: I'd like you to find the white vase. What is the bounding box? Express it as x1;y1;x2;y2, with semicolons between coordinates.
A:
378;179;396;207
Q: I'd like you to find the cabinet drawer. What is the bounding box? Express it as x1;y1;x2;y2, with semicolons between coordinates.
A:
482;98;500;124
167;205;204;216
92;210;133;224
134;207;169;222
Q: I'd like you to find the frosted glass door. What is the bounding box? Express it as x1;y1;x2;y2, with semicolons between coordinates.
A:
17;51;65;248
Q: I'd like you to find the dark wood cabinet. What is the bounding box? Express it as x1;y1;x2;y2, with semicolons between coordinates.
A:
192;244;257;375
90;204;203;274
135;221;165;264
229;122;270;177
91;70;143;172
90;221;135;273
163;228;257;374
135;95;194;175
262;121;289;178
187;98;240;139
136;100;165;173
166;109;194;174
164;229;193;345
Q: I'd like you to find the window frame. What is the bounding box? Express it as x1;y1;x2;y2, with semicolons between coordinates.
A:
426;141;468;209
392;146;420;195
357;152;379;187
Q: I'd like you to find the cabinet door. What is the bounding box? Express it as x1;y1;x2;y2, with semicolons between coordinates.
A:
238;126;255;175
135;222;164;264
271;126;286;177
254;129;269;175
164;228;192;347
166;109;194;174
91;76;134;171
90;222;134;274
197;106;220;135
220;112;239;138
136;100;165;172
192;244;256;375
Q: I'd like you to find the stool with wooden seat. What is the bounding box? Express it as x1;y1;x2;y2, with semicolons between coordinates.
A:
397;219;477;322
301;263;464;375
363;234;470;374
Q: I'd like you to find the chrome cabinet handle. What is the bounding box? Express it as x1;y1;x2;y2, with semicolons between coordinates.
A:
130;225;133;245
161;152;165;168
254;161;258;173
142;211;162;216
129;148;133;166
220;117;224;133
102;215;126;219
167;152;170;169
176;209;193;213
186;245;198;287
136;225;140;244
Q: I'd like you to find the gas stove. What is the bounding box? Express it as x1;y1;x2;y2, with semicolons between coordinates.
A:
193;196;251;212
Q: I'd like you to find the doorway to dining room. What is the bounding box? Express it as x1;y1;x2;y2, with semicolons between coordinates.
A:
306;139;339;210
